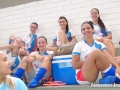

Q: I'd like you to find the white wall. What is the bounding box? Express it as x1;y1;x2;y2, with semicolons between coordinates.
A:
0;0;120;47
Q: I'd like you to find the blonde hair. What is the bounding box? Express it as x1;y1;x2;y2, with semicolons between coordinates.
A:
3;75;15;90
0;51;15;90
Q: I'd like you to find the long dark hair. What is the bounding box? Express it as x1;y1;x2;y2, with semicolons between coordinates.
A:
91;8;106;31
58;16;69;33
37;36;47;51
81;21;94;31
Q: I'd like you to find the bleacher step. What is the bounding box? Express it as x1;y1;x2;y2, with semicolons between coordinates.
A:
28;85;120;90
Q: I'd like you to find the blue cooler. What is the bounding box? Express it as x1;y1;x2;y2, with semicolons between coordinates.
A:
52;55;78;85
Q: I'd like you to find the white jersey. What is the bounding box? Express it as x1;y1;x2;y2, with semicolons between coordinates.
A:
30;50;53;73
22;33;40;53
7;51;21;72
72;40;106;61
93;22;111;39
72;40;106;84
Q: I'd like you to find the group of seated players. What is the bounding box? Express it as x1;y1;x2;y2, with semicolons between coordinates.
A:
0;8;120;90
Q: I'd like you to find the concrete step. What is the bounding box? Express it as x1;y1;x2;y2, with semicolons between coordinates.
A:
28;85;120;90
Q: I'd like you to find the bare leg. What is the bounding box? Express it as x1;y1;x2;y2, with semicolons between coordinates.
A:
18;57;34;72
28;56;51;88
46;46;57;52
46;30;69;53
19;49;28;56
19;56;51;72
103;39;116;57
58;30;68;44
115;56;120;66
82;49;111;82
41;56;51;73
14;56;34;78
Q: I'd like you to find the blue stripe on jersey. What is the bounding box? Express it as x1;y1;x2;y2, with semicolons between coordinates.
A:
38;50;49;55
44;51;49;55
53;38;57;41
102;47;107;50
28;34;37;53
53;31;72;42
72;52;80;56
10;57;20;70
66;32;71;42
84;39;94;47
100;28;107;37
106;31;111;35
95;43;102;50
10;51;18;57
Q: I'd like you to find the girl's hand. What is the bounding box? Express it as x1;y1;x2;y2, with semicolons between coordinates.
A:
94;38;100;41
98;38;104;42
24;56;32;63
36;55;44;62
94;38;104;42
47;55;53;60
114;57;119;60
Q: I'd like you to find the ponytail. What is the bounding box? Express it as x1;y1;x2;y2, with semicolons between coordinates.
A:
59;16;69;33
91;8;106;31
98;17;106;31
66;24;69;33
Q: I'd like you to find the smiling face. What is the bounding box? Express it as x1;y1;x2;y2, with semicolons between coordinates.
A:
58;18;68;30
81;22;94;38
37;37;47;51
30;23;38;34
91;8;100;21
0;51;12;76
13;38;23;47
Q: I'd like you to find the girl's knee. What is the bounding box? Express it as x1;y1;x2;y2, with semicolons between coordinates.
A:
21;56;28;63
43;57;51;62
21;57;32;66
90;49;102;55
103;39;111;44
19;49;28;56
58;30;65;35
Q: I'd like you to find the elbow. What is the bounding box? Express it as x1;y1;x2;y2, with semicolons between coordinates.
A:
72;65;77;69
72;61;83;69
72;62;77;69
19;49;28;56
110;36;112;39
